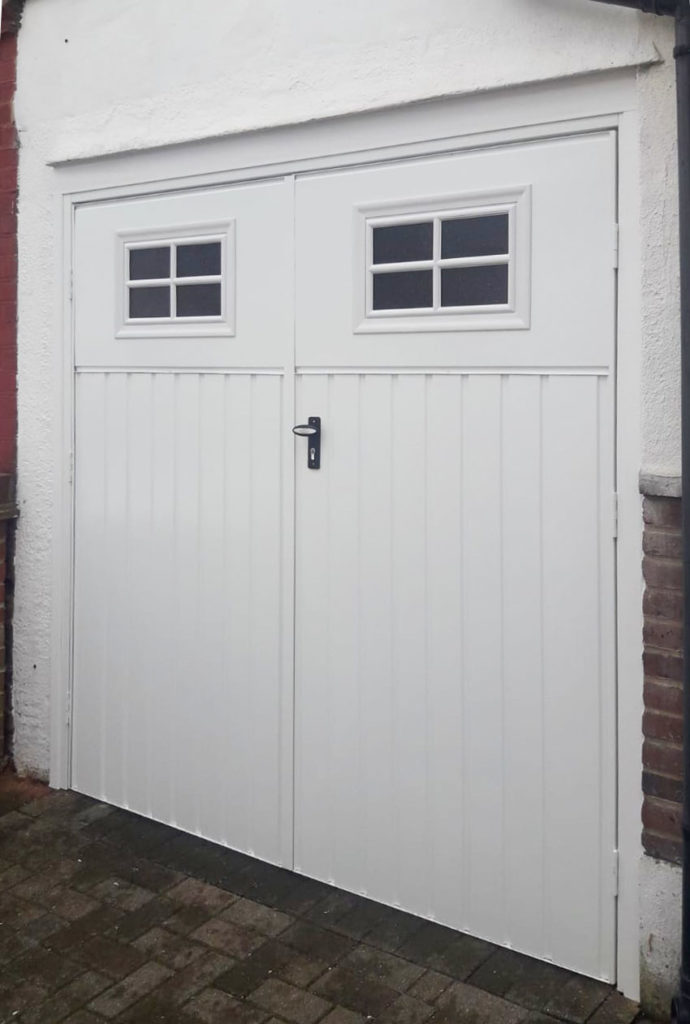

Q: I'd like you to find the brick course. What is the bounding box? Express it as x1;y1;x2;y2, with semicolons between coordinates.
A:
642;495;684;863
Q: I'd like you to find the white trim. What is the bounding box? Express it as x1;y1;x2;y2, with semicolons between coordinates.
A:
613;105;644;1003
354;187;531;332
48;69;642;999
117;222;235;338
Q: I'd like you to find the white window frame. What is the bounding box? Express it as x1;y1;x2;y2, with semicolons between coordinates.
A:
116;221;236;339
354;186;531;333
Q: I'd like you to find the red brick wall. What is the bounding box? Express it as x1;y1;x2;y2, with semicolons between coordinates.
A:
642;495;684;863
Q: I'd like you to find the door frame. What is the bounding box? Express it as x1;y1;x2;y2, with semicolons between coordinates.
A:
48;68;644;998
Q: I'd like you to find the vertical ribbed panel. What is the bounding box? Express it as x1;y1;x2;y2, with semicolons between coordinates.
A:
294;371;616;981
72;371;285;865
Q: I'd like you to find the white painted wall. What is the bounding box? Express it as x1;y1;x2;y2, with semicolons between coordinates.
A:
10;0;683;1006
640;857;683;1018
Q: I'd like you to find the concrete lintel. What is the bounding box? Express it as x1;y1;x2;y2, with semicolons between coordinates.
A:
639;473;682;498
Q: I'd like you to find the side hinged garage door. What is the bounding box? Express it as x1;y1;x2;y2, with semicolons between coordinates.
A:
292;132;617;982
71;130;618;983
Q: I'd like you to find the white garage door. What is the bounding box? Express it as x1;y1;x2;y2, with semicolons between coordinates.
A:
71;131;617;981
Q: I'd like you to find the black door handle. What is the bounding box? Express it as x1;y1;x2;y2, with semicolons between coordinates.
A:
292;416;321;469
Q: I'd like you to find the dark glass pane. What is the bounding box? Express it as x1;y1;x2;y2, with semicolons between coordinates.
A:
441;265;509;307
129;286;170;319
372;222;432;265
129;247;170;281
441;214;509;259
373;270;433;310
176;242;222;278
176;283;222;317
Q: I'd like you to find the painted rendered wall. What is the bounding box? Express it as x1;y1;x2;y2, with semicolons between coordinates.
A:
638;50;681;481
640;857;682;1017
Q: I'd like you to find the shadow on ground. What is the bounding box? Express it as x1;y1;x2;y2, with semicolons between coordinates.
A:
0;772;659;1024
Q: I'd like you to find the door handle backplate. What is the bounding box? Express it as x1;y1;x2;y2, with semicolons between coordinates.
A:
292;416;321;469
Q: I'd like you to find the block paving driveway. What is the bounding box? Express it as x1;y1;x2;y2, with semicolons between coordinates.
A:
0;788;655;1024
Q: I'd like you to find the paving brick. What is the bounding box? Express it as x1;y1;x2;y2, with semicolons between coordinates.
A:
68;864;117;896
221;896;293;936
541;973;611;1022
361;906;425;953
8;870;56;901
280;920;355;964
134;925;207;969
152;949;236;1006
0;891;46;929
0;946;84;993
70;934;149;979
191;916;266;958
63;1012;107;1024
310;964;398;1016
320;1010;366;1024
341;942;425;992
433;980;529;1023
19;910;65;944
19;969;111;1024
0;923;40;961
502;959;577;1014
70;802;115;829
47;904;125;951
88;961;173;1017
111;854;186;894
432;933;495;980
378;993;434;1024
155;835;251;890
86;812;175;859
0;809;34;832
303;890;364;930
167;876;236;913
20;791;80;818
117;993;199;1023
330;898;391;940
165;903;213;936
68;845;121;892
0;862;28;889
90;876;156;912
44;886;101;921
109;894;176;942
588;991;641;1024
187;985;269;1023
0;979;51;1018
259;875;333;917
407;969;453;1003
397;923;495;980
251;977;332;1023
469;948;570;1009
214;939;328;998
